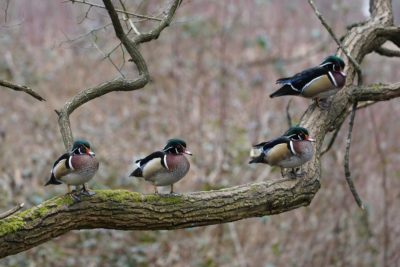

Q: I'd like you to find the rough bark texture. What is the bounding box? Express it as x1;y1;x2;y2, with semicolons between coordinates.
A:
0;179;319;258
0;0;399;259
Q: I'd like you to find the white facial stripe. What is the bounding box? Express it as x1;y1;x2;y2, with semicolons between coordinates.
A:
163;155;169;170
289;83;301;92
289;140;297;155
319;62;332;67
68;156;74;170
328;71;338;87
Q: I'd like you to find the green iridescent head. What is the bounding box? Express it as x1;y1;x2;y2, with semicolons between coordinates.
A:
71;139;93;155
163;138;192;155
284;126;314;141
320;55;345;71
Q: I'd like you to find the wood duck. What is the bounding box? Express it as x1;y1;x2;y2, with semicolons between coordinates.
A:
130;138;192;194
270;55;346;106
45;140;99;201
249;126;315;178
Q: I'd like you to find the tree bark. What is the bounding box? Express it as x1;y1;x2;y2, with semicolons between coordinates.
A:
0;179;319;258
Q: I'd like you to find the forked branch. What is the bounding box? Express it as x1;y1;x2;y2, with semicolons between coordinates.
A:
56;0;181;149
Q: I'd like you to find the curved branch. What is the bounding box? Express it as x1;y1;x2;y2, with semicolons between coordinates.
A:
375;47;400;57
56;0;180;148
0;80;45;101
0;179;320;258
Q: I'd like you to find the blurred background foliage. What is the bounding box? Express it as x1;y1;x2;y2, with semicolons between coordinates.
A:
0;0;399;266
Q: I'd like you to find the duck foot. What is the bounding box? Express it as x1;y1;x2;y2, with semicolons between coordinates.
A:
69;192;81;202
315;98;331;109
287;170;298;179
80;184;95;196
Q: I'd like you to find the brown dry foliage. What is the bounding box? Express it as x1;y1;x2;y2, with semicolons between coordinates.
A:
0;0;399;266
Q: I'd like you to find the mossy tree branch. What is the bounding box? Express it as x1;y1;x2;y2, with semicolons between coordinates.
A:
0;179;320;258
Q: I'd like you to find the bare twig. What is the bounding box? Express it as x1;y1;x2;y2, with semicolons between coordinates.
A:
0;203;24;220
344;102;365;210
67;0;162;21
369;109;389;267
119;0;141;35
321;122;342;156
228;223;247;267
286;99;293;128
78;5;93;24
375;46;400;57
308;0;363;84
91;34;125;78
0;80;45;101
4;0;10;23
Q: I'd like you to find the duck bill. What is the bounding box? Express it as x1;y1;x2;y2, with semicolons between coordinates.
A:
184;149;193;156
306;136;316;142
86;148;96;157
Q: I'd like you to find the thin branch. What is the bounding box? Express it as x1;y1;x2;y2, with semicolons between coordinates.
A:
0;203;24;220
344;102;365;210
286;99;293;128
119;0;141;35
59;23;112;47
0;80;45;101
91;34;125;78
368;108;389;267
78;5;93;24
133;0;182;44
67;0;162;21
228;223;247;267
4;0;10;23
321;123;342;156
375;46;400;57
308;0;363;84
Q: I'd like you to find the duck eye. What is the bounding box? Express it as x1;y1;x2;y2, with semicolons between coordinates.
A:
333;64;340;71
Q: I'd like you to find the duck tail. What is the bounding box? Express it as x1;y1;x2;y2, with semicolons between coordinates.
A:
130;168;143;177
270;84;299;98
249;153;266;164
45;174;62;186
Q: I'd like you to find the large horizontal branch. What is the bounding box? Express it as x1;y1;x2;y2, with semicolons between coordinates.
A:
349;82;400;102
0;80;45;101
0;179;320;258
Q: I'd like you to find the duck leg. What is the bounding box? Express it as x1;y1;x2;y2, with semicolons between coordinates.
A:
170;184;175;194
154;185;159;194
288;169;297;179
66;184;81;202
80;183;96;196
